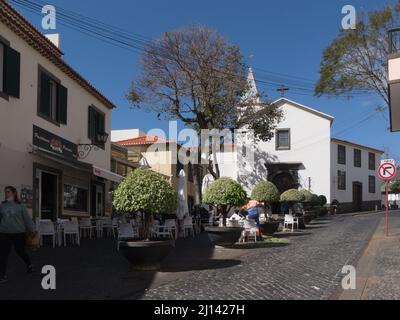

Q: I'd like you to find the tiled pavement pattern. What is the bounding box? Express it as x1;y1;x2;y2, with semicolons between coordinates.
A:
141;214;381;300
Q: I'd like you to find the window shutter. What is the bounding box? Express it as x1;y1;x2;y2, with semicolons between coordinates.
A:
57;84;68;124
39;72;51;116
3;46;20;98
88;106;96;140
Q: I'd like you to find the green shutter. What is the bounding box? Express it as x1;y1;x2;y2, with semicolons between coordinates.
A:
57;84;68;124
88;106;96;140
39;72;51;117
3;46;20;98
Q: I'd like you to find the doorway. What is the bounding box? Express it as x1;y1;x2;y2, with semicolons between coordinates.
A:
353;182;363;212
90;183;104;217
37;170;58;221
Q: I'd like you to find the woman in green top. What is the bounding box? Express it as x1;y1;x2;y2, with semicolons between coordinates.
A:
0;186;36;283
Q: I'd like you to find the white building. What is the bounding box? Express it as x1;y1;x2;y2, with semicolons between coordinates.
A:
0;2;122;220
217;70;383;213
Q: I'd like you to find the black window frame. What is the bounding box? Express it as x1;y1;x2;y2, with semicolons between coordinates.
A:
63;184;89;212
276;129;291;151
37;65;68;126
338;145;346;165
368;176;376;194
88;105;106;149
354;149;362;168
369;153;376;171
338;170;346;190
0;35;20;101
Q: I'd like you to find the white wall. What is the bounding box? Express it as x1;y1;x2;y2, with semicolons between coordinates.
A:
218;100;332;200
111;129;145;142
331;141;382;204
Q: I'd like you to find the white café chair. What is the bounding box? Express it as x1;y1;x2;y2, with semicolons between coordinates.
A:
63;221;80;246
100;218;113;238
38;220;56;248
151;221;172;239
283;214;299;232
164;219;177;240
117;223;139;250
79;218;95;239
183;216;195;238
112;218;120;238
241;219;258;243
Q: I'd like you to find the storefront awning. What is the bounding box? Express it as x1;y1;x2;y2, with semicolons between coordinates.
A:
93;166;124;183
32;148;92;172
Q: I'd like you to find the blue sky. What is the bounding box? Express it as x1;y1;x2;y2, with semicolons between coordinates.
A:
12;0;400;159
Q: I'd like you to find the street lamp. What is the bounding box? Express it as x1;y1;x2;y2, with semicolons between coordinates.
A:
388;27;400;132
78;131;109;159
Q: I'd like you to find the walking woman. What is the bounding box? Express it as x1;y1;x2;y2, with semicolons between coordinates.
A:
0;186;36;283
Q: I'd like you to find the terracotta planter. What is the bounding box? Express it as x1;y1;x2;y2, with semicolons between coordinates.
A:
260;221;280;235
205;227;243;247
119;239;174;271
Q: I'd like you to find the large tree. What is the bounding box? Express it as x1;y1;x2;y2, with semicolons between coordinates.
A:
128;25;282;202
315;2;400;105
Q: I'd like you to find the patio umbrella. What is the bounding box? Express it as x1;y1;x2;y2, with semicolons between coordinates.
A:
201;174;215;195
176;169;189;220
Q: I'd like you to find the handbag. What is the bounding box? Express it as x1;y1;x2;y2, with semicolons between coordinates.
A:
26;232;40;251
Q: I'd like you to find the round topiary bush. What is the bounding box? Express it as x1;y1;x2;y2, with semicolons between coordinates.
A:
299;189;313;203
251;181;280;203
311;194;320;206
203;177;247;227
318;195;327;207
113;168;178;239
280;189;305;203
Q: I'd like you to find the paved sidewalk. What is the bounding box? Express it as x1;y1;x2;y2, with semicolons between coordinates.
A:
339;211;400;300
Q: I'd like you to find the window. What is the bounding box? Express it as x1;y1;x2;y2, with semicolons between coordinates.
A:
0;40;20;98
88;105;106;147
63;185;88;212
354;149;362;168
38;69;68;125
276;129;290;150
369;153;376;170
338;170;346;190
338;145;346;165
369;176;376;194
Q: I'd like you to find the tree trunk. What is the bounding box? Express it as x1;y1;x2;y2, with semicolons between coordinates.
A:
221;205;227;227
143;212;152;240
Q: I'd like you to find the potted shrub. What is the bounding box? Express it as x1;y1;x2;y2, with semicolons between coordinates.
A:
280;189;306;229
203;177;247;246
317;195;328;217
300;190;315;224
251;181;281;235
113;168;178;270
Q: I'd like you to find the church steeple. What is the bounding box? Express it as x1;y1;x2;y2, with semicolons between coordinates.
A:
244;67;261;104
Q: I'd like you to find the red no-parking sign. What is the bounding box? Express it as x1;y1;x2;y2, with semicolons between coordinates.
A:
378;160;397;238
378;162;397;180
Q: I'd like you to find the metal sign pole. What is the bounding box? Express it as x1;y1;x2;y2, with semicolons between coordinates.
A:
386;179;389;238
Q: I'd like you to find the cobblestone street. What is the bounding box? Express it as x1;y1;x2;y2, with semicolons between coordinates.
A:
0;213;384;300
142;213;381;300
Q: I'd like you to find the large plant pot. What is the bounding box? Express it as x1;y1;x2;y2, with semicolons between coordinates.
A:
260;221;280;235
205;227;243;247
303;214;314;225
119;239;174;271
296;216;306;229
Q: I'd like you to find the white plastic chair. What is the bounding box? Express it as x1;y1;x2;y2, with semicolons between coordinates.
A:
164;219;177;240
101;218;113;238
38;221;56;248
151;222;172;239
112;218;120;238
183;216;195;238
242;219;258;243
79;218;95;239
63;221;80;246
283;214;299;232
117;223;139;250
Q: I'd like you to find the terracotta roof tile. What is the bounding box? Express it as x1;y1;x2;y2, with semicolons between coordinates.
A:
116;135;174;146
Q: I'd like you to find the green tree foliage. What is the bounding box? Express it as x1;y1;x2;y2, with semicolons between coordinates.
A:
315;2;400;105
251;181;280;203
113;168;177;238
203;177;247;226
299;189;313;203
318;195;328;207
389;180;400;194
280;189;305;203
